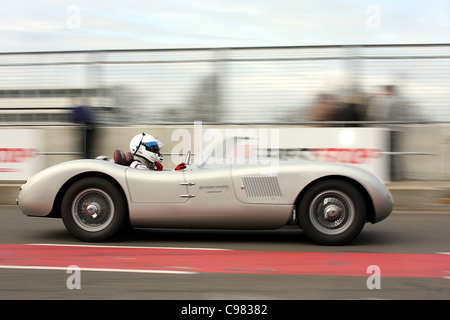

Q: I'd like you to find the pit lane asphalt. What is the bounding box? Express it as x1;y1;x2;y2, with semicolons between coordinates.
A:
0;205;449;300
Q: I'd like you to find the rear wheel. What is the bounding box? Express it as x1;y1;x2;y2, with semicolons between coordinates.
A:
298;179;366;245
61;177;126;241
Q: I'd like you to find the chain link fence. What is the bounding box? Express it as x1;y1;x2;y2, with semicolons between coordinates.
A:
0;44;449;125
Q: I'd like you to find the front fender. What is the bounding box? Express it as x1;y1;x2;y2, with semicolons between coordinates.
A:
297;161;394;223
18;159;128;217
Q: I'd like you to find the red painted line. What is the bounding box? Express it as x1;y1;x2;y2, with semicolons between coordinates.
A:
0;244;449;278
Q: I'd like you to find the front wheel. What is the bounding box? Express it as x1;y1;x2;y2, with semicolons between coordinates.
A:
298;179;367;245
61;177;127;241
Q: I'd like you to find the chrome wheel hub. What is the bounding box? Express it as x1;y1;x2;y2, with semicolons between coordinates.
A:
309;190;355;235
71;188;114;232
86;203;100;218
324;204;343;221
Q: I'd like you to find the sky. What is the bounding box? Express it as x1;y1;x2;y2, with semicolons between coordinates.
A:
1;0;450;52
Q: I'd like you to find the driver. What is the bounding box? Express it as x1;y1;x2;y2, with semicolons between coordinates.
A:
129;132;186;171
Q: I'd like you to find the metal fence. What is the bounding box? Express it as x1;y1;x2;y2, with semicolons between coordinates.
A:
1;44;450;125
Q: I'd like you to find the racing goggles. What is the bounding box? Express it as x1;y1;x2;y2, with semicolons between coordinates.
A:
142;141;160;153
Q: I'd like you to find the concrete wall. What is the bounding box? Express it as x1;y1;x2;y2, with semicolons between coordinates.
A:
398;125;450;180
3;124;450;180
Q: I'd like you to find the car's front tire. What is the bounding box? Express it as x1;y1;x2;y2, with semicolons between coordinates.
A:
298;179;366;245
61;177;126;241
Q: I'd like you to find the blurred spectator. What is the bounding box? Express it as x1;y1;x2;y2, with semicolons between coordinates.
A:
70;100;97;159
335;94;367;127
367;85;407;180
310;93;368;126
367;85;410;122
309;93;338;126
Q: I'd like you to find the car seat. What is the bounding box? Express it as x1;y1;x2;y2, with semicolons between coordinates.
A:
113;149;134;166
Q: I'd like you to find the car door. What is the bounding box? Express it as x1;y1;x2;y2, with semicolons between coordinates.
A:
125;167;189;203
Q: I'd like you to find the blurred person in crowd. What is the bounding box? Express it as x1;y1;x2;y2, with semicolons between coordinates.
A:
70;99;97;159
335;94;367;127
367;85;407;123
309;93;339;126
367;85;407;180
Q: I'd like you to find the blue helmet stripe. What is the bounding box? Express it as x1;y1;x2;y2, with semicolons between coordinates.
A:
143;141;158;147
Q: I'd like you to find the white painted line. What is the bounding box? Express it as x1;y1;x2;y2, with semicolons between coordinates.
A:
27;243;232;251
0;265;197;274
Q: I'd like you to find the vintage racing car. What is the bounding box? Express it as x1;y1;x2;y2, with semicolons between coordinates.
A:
17;147;393;245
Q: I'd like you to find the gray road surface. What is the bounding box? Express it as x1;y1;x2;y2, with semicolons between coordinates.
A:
0;205;449;303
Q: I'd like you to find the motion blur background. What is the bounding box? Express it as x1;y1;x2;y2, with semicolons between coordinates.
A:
1;1;450;183
1;44;450;124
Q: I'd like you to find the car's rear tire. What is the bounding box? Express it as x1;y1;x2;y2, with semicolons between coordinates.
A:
61;177;126;241
298;179;366;245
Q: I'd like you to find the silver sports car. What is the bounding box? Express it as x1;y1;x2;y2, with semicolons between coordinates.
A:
17;148;393;245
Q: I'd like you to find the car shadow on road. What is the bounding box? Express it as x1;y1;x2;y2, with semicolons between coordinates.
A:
115;226;308;244
26;222;401;249
111;226;397;249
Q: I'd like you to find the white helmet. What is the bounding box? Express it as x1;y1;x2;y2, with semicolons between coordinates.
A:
129;133;164;164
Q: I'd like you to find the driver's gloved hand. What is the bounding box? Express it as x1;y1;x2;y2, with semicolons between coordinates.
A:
175;162;186;171
153;161;164;171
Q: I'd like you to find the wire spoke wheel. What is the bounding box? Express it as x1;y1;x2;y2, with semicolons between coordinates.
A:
71;188;115;232
298;179;366;245
61;177;126;241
